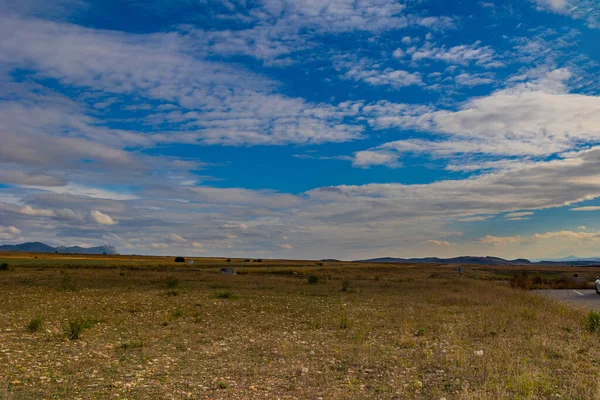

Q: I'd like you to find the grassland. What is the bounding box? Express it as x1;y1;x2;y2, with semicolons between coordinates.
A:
2;252;600;399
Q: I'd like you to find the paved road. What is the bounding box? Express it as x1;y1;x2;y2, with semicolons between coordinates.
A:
536;289;600;310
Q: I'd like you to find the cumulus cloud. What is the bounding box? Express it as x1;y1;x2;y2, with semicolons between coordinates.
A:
20;205;55;217
352;150;401;168
356;69;600;171
87;210;117;225
0;225;22;241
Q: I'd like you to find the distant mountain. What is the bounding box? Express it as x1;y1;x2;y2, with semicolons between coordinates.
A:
357;256;532;266
536;255;600;262
0;242;119;255
356;256;600;267
55;245;119;255
0;241;56;253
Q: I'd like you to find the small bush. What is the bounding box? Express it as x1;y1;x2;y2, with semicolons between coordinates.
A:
120;340;144;349
167;277;179;289
339;315;350;329
218;381;229;389
0;263;8;271
510;270;532;290
65;318;95;340
27;316;42;333
226;259;231;263
415;327;426;336
307;275;319;285
214;290;238;299
340;278;352;292
585;311;600;333
169;308;184;320
60;271;77;291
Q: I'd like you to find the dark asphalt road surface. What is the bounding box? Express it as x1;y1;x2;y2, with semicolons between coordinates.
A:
536;289;600;310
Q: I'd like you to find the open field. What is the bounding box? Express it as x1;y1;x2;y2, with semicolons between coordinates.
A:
2;253;600;399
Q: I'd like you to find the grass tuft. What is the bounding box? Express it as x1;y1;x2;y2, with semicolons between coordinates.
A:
120;340;144;349
585;310;600;333
0;263;8;271
213;290;238;299
27;316;42;333
340;278;352;292
307;274;319;284
65;318;96;340
59;271;77;291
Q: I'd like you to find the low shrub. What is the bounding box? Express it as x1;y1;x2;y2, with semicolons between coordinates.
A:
340;278;353;292
214;290;238;299
60;271;77;291
167;277;179;289
65;318;96;340
0;263;8;271
339;315;350;329
510;271;532;290
307;274;319;285
120;340;144;349
27;316;43;333
585;311;600;333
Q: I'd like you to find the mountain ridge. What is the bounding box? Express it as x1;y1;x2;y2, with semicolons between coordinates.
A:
0;242;119;255
357;256;600;267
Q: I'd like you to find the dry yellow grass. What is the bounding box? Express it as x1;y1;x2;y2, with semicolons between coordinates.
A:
1;254;600;399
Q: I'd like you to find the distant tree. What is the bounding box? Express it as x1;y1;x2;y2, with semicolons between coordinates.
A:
174;257;185;263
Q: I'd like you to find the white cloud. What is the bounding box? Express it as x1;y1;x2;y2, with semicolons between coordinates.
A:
570;206;600;211
504;211;533;219
87;210;117;225
0;15;364;147
409;41;501;68
19;205;55;217
352;150;401;168
0;225;22;241
531;0;568;12
359;69;600;168
167;233;187;243
425;240;454;246
340;58;423;89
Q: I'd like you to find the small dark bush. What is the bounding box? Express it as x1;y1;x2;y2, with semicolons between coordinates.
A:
510;270;532;290
218;381;229;389
307;275;319;284
60;271;76;291
226;259;231;263
0;263;8;271
214;290;238;299
585;311;600;333
168;309;184;320
339;315;350;329
242;259;250;263
65;318;95;340
120;340;143;349
167;277;179;289
167;288;179;296
27;316;43;333
340;278;353;292
174;257;185;263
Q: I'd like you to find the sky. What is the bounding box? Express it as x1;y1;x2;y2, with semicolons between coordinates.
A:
2;0;600;260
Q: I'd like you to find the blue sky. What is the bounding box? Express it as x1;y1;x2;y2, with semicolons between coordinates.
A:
2;0;600;259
